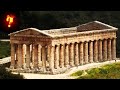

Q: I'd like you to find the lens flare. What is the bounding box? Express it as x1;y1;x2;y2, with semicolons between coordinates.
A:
6;15;14;28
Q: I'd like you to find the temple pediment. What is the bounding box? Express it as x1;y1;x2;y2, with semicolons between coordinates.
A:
77;21;117;32
9;28;53;38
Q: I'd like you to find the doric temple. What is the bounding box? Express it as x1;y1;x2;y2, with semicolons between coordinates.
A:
9;21;118;74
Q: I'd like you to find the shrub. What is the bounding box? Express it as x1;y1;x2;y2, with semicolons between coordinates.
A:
70;70;83;76
71;62;120;79
0;41;10;59
0;65;24;79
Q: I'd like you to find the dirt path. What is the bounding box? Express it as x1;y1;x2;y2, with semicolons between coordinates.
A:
18;59;120;79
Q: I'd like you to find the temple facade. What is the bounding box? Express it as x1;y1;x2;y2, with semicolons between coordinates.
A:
9;21;118;74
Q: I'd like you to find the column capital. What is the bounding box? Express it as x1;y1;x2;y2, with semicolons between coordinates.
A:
89;40;94;42
26;43;31;45
17;43;23;45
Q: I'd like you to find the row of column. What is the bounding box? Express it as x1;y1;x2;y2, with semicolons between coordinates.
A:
49;38;116;70
10;38;116;72
10;44;48;70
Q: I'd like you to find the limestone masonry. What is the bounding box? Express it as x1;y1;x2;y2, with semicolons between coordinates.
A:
9;21;118;74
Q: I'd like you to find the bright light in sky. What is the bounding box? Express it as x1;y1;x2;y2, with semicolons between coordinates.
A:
6;15;14;28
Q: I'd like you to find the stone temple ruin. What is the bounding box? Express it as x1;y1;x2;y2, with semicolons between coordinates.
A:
9;21;118;74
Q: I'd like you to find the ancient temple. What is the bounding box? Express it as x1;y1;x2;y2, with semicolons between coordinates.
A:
9;21;118;74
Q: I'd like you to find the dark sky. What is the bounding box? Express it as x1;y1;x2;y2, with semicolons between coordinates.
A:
0;11;20;33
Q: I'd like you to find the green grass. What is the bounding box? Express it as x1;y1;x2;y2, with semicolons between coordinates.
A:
70;62;120;79
0;41;10;59
0;65;24;79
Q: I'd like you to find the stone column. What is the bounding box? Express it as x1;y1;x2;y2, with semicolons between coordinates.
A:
79;42;84;65
22;44;26;68
54;45;59;69
98;40;103;62
26;44;30;68
60;44;64;68
89;41;93;63
10;43;15;69
31;44;34;68
49;46;54;73
15;44;18;63
33;44;38;69
69;43;74;66
112;38;116;60
103;39;107;61
75;43;79;66
47;45;51;67
42;46;46;71
93;40;98;62
17;44;22;69
38;44;42;67
64;44;69;67
107;39;112;61
84;42;88;64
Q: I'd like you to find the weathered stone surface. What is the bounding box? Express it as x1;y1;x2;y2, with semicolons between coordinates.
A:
103;39;107;61
107;39;112;60
79;42;84;65
10;43;15;69
89;41;93;63
84;42;88;64
9;21;117;74
98;40;103;62
93;40;98;62
26;44;30;68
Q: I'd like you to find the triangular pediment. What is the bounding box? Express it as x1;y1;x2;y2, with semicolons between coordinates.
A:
77;21;117;32
9;28;53;38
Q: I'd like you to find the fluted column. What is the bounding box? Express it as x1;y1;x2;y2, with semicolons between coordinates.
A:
69;43;74;66
84;42;88;64
93;40;98;62
98;40;103;62
17;44;22;69
54;45;59;69
112;38;116;60
42;46;46;71
75;43;79;66
49;46;54;73
103;39;107;61
15;44;18;63
31;44;34;68
38;44;42;67
89;41;93;63
22;44;26;68
10;43;15;69
59;44;64;68
64;44;69;67
79;42;84;65
26;44;30;68
47;45;51;67
107;39;112;61
33;44;38;69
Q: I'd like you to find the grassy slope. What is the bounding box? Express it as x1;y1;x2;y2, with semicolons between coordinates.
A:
71;62;120;79
0;41;10;59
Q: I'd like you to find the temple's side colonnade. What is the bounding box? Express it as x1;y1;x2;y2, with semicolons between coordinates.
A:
10;38;116;74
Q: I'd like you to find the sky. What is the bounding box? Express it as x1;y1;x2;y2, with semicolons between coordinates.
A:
0;11;20;33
